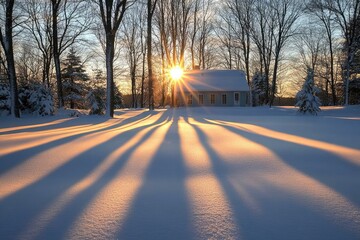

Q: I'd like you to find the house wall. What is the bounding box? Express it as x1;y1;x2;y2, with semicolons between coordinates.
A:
176;91;249;107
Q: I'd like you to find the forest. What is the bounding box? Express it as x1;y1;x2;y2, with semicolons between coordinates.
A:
1;0;360;118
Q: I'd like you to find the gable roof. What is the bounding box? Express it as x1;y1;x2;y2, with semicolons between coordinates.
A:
176;70;249;92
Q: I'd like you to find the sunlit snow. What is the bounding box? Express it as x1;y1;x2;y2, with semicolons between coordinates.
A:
0;106;360;240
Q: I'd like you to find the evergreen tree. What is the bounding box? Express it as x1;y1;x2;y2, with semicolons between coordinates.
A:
114;85;124;109
0;84;10;115
87;69;106;115
296;68;321;115
252;70;266;106
61;48;89;109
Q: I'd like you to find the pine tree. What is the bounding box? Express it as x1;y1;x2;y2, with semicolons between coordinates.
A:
0;84;10;115
61;48;89;109
252;70;266;106
87;69;106;115
296;68;321;115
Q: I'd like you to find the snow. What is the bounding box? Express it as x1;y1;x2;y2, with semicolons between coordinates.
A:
0;106;360;240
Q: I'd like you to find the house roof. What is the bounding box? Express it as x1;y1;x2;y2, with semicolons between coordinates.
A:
176;70;249;92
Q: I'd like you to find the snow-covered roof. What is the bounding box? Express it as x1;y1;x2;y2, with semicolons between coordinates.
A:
176;70;249;92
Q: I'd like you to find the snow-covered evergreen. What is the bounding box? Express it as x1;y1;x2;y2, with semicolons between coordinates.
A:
28;85;54;116
296;68;321;115
87;88;106;115
19;84;54;116
251;70;266;106
0;84;11;115
61;48;89;109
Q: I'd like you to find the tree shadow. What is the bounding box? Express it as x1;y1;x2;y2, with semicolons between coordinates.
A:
115;115;194;239
201;118;360;207
0;110;170;239
0;110;156;175
187;115;360;239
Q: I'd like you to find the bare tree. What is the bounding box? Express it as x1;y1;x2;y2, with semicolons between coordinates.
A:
147;0;158;110
197;0;213;69
306;0;338;105
325;0;360;105
226;0;254;105
251;0;275;104
51;0;91;108
139;16;147;108
122;6;143;108
0;0;20;117
21;0;53;88
269;0;302;107
190;0;200;69
95;0;130;117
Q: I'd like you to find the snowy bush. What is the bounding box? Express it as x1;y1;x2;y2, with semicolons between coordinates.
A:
0;84;10;115
19;84;54;116
295;68;321;115
87;87;106;115
28;85;54;116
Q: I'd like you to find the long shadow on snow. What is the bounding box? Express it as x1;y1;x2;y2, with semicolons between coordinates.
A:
201;118;360;208
188;116;359;239
35;111;172;240
116;114;193;240
0;111;170;239
0;110;154;175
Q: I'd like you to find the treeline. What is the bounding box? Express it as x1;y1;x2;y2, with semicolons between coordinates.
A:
1;0;360;118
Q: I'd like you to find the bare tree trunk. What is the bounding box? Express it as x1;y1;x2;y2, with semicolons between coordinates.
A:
190;0;200;70
147;0;158;110
0;0;20;118
105;37;115;117
51;0;64;108
97;0;128;117
140;42;146;108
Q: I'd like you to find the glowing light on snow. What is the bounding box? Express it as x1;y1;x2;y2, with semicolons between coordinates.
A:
0;111;148;157
0;118;71;134
0;112;164;201
169;66;183;81
18;117;169;240
67;121;171;239
178;117;240;239
210;119;360;167
197;118;360;232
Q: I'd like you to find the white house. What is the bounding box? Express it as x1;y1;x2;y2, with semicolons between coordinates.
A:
175;69;250;107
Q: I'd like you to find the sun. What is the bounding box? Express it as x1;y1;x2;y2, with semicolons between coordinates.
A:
169;66;183;81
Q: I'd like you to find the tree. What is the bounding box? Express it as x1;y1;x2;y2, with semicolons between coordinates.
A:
306;0;338;105
270;0;302;107
147;0;158;110
251;70;266;106
21;0;53;88
296;68;321;115
251;0;275;104
226;0;254;104
61;47;89;109
51;0;91;108
0;0;20;118
95;0;130;117
325;0;360;105
122;6;143;108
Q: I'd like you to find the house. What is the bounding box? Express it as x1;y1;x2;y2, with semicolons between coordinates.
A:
175;69;250;107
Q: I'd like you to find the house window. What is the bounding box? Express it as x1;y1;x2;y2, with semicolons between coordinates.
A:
187;94;193;105
199;94;204;104
235;93;239;101
210;94;216;104
222;94;227;104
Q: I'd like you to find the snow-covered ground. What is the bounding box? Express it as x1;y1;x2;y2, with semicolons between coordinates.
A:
0;106;360;240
